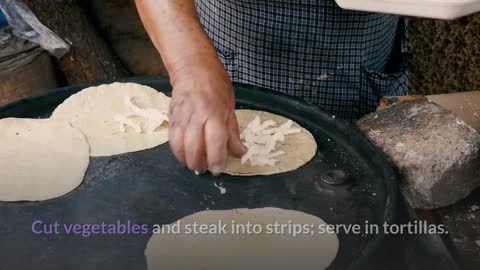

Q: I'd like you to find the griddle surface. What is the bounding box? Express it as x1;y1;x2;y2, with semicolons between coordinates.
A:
0;77;400;270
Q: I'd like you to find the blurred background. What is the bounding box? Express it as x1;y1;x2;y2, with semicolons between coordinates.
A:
0;0;479;107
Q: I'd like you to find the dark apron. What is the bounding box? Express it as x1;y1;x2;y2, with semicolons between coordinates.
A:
195;0;409;121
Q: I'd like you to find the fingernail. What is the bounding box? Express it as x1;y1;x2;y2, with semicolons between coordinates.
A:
194;169;208;175
209;165;224;176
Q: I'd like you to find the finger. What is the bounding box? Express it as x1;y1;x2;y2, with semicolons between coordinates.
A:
184;118;207;173
168;94;191;164
227;111;247;157
204;118;228;175
168;99;188;129
168;93;186;120
169;126;186;164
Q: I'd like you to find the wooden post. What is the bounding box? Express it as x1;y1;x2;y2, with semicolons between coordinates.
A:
23;0;129;84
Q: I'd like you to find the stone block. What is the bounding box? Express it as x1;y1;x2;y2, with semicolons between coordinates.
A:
357;99;480;209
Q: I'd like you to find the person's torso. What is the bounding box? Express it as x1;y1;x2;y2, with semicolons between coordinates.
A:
196;0;409;120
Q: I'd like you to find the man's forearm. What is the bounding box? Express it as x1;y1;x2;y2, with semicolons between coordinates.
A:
135;0;221;79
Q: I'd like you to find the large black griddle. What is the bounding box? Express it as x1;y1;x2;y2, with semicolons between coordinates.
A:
0;77;401;270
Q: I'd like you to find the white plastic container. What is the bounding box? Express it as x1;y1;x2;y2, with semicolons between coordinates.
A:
335;0;480;19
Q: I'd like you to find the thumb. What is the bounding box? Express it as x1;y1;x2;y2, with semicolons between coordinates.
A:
227;111;247;157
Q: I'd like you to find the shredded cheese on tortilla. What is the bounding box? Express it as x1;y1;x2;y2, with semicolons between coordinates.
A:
114;114;142;133
240;115;301;167
113;96;169;134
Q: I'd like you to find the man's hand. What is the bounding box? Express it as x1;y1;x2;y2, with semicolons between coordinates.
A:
135;0;246;174
169;57;246;174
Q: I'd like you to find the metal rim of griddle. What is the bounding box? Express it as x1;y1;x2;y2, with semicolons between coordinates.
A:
0;76;402;269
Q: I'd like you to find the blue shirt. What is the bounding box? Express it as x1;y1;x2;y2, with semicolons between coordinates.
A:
195;0;409;121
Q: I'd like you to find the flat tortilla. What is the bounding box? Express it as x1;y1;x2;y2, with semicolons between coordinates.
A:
145;207;339;270
0;118;89;201
224;110;317;175
51;82;170;157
